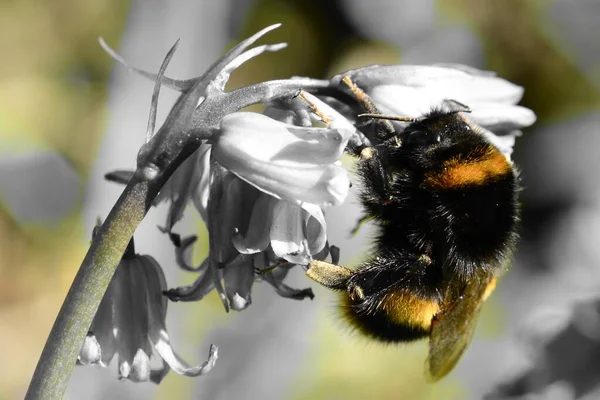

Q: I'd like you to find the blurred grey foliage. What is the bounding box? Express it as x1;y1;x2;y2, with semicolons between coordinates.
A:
0;152;80;223
548;0;600;90
340;0;484;66
482;115;600;399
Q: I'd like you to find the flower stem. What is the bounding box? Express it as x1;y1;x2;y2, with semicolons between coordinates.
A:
25;174;160;399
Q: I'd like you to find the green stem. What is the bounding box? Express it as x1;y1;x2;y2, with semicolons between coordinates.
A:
24;31;320;397
25;173;160;399
26;35;210;394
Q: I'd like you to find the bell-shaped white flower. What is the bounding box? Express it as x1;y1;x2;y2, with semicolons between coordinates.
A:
213;112;352;207
338;64;536;127
335;64;537;158
166;169;328;310
78;239;218;383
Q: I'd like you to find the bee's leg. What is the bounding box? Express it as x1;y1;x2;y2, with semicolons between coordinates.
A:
358;145;395;210
341;76;396;140
306;260;352;291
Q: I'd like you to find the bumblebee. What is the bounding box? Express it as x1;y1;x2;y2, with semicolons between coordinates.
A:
306;77;519;381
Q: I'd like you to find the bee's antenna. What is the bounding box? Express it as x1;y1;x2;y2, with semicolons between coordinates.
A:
358;113;417;123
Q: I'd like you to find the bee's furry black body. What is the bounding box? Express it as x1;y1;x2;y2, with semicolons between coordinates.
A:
346;110;520;342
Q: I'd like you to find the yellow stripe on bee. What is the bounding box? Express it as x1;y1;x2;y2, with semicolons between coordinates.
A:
482;276;497;302
425;146;511;189
380;290;440;332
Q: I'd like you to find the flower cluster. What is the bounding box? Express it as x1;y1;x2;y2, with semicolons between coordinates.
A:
164;95;354;311
82;24;536;384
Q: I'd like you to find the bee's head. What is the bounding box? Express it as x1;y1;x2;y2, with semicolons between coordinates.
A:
389;110;491;172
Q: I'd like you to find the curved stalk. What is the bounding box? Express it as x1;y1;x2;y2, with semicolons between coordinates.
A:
26;174;158;399
25;23;328;399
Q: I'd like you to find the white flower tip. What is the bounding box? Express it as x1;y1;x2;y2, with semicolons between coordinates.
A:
518;108;537;127
230;293;251;311
207;344;219;366
78;334;101;365
127;349;152;382
119;361;131;380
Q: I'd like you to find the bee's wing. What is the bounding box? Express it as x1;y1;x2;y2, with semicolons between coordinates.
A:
425;271;495;381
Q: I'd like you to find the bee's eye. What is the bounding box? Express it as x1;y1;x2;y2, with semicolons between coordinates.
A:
405;129;441;147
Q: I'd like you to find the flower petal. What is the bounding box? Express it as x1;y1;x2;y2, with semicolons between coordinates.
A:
469;103;537;130
208;259;229;312
208;166;254;265
150;358;171;384
368;84;439;118
163;266;215;302
301;203;327;255
154;334;219;377
343;65;525;104
114;260;152;376
167;232;210;272
232;193;276;254
125;349;152;382
233;163;350;207
88;277;117;366
337;65;530;128
264;105;312;126
162;148;204;233
171;234;208;272
78;333;101;365
262;267;315;300
270;201;310;264
214;112;351;206
224;260;255;311
218;112;350;165
191;144;212;222
141;255;168;323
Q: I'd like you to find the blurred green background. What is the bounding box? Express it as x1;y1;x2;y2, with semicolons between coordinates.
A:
1;0;599;399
